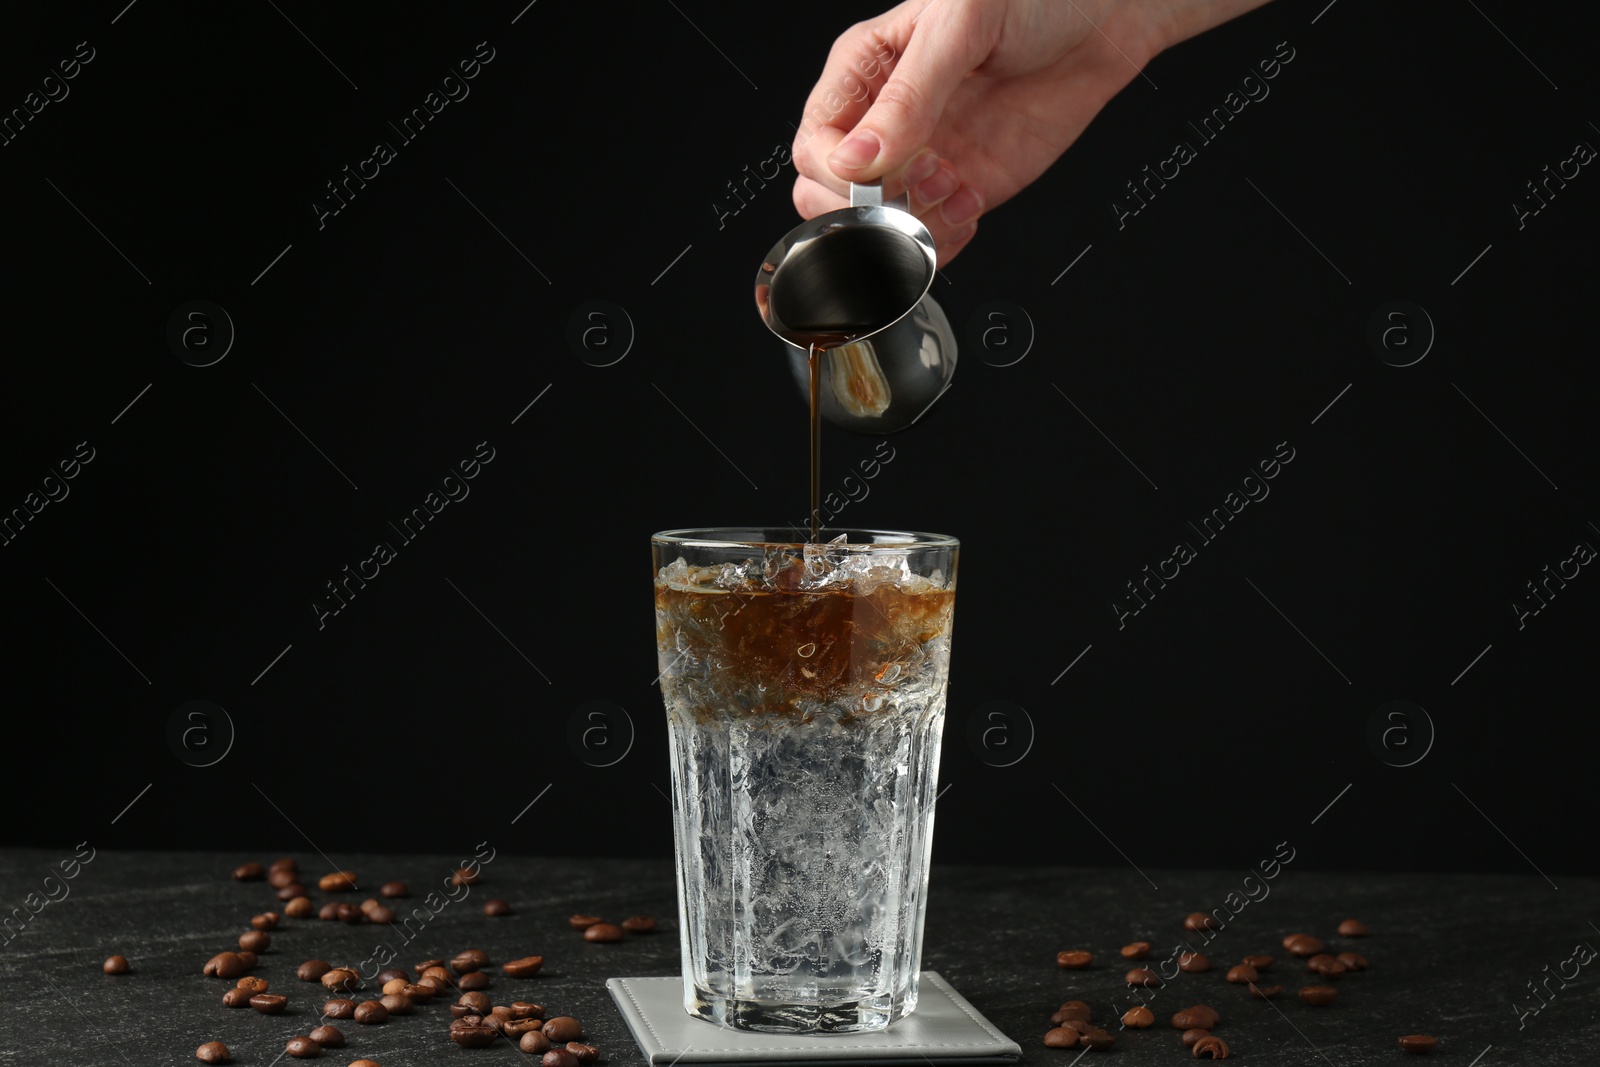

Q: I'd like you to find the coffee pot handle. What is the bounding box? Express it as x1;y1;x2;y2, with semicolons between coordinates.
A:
850;180;910;213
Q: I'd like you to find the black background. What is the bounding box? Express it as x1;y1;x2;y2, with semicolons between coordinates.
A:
2;0;1595;880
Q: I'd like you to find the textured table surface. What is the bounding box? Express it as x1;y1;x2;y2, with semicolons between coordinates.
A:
1;850;1593;1065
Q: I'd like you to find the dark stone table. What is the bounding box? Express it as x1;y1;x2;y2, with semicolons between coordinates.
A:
2;850;1593;1064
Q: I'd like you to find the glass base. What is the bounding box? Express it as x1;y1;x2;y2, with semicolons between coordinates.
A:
686;982;919;1034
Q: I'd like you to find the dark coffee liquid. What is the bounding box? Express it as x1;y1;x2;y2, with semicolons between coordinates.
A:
793;332;859;543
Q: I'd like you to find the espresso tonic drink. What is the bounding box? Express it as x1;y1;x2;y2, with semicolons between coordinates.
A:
652;529;957;1033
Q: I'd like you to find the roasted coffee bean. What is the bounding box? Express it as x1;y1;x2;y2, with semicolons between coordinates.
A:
323;998;356;1019
451;952;486;974
1192;1035;1230;1059
353;1000;388;1024
359;897;381;915
584;923;624;943
1242;954;1274;971
269;868;297;889
521;1031;554;1054
1079;1028;1115;1051
622;915;657;933
368;905;396;924
1180;1029;1210;1049
236;951;257;970
1283;934;1325;957
249;993;288;1014
568;914;603;930
1122;1006;1154;1028
380;880;407;898
308;1025;344;1048
451;1019;499;1048
1307;955;1348;979
239;931;270;953
1298;985;1338;1006
251;912;279;931
285;1036;319;1058
205;952;245;979
418;975;452;995
222;987;254;1007
1056;950;1093;969
322;968;360;991
297;960;332;982
542;1050;580;1067
542;1016;583;1042
416;958;446;972
1125;967;1160;987
234;862;265;881
1179;952;1211;973
1172;1006;1220;1030
1398;1034;1438;1053
422;965;452;982
566;1042;599;1065
103;955;129;975
451;867;481;886
1121;941;1151;959
349;1061;381;1067
236;976;269;993
459;991;493;1014
1059;1020;1095;1036
1338;919;1369;938
319;871;358;892
1249;984;1283;999
1184;912;1218;932
504;956;545;978
337;904;363;925
484;898;513;917
1056;1001;1092;1023
503;1017;543;1038
379;993;412;1015
508;1002;546;1019
277;884;307;902
1225;964;1258;984
318;902;340;921
399;982;433;1001
450;1004;476;1019
381;978;409;995
459;971;490;991
375;968;408;986
196;1041;231;1063
1337;952;1368;971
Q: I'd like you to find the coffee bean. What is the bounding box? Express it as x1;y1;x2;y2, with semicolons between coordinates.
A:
205;952;245;979
421;965;452;982
353;1000;388;1024
622;915;657;933
1299;985;1338;1006
380;978;408;995
1284;934;1325;957
348;1062;381;1067
269;868;297;889
319;871;358;892
1337;952;1368;971
249;993;288;1014
380;880;407;898
1225;964;1258;984
1180;1029;1210;1048
508;1002;546;1019
323;998;356;1019
415;957;445;971
568;914;603;930
1249;984;1283;999
584;922;624;943
1122;1006;1154;1028
308;1025;344;1048
285;1036;319;1058
222;987;254;1007
1179;952;1211;973
451;867;481;886
504;956;545;978
483;898;513;917
1058;1001;1091;1023
196;1040;230;1063
1125;967;1160;987
1172;1006;1220;1030
236;951;257;970
375;968;408;986
1192;1035;1230;1059
236;976;269;993
369;905;396;924
1056;950;1092;969
503;1017;544;1038
400;982;433;1001
1242;954;1273;971
103;955;129;975
1079;1028;1114;1051
239;931;270;953
459;971;490;992
337;904;363;924
1399;1034;1438;1053
566;1042;599;1065
452;951;488;974
251;912;279;931
458;991;493;1014
521;1031;554;1054
233;863;265;881
542;1017;583;1042
296;960;330;982
318;902;340;921
1307;955;1347;978
379;993;412;1015
1043;1028;1078;1049
322;968;360;992
276;884;307;902
1059;1020;1095;1036
1338;919;1369;938
451;1019;499;1048
270;857;298;872
542;1050;580;1067
1120;941;1151;959
417;975;451;995
1184;912;1218;932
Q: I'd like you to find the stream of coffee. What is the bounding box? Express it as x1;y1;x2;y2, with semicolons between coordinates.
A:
798;332;860;543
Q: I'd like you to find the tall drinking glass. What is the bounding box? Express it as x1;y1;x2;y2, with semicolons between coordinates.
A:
651;528;958;1034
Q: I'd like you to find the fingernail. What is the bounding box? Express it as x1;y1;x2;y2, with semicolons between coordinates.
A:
828;130;881;171
904;151;940;186
941;185;983;227
915;166;959;205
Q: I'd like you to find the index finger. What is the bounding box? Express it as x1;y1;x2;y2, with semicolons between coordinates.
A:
792;11;915;198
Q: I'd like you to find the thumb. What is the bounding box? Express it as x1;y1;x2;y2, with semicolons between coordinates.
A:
827;8;994;182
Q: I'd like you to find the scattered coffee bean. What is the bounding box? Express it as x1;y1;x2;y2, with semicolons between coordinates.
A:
1184;912;1218;931
1172;1006;1220;1030
239;931;270;953
421;965;452;982
503;1017;544;1038
400;982;433;1002
1043;1028;1078;1049
521;1031;554;1054
296;960;331;982
450;867;481;886
1249;984;1283;999
453;949;490;972
1121;941;1151;959
381;978;408;995
236;951;257;970
1180;1029;1210;1049
349;1061;381;1067
459;971;490;991
1122;1006;1154;1028
285;1036;319;1058
233;863;264;881
353;1000;388;1024
484;898;513;917
418;976;451;995
1125;967;1160;987
568;915;603;930
1059;1020;1095;1036
459;991;493;1014
196;1041;230;1063
379;993;412;1015
375;968;408;986
1179;952;1211;973
542;1017;583;1042
1307;955;1348;979
251;912;279;931
1338;919;1369;938
321;968;360;991
249;993;288;1014
368;905;396;924
1283;934;1325;957
504;956;545;978
622;915;657;933
380;880;407;898
277;884;307;902
204;952;245;979
1079;1028;1115;1051
542;1050;579;1067
323;998;356;1018
1192;1035;1230;1059
337;904;363;925
1299;985;1338;1006
308;1025;344;1048
416;958;445;972
566;1042;599;1065
1337;952;1368;971
1056;950;1093;969
103;955;129;975
222;987;254;1007
319;871;358;892
236;976;269;993
359;898;381;915
318;902;340;921
584;923;624;943
451;1019;499;1048
1399;1034;1438;1053
1242;954;1273;971
269;868;297;889
1053;1001;1091;1024
1225;964;1258;984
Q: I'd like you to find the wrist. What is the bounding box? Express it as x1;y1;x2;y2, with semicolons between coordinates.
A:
1141;0;1276;54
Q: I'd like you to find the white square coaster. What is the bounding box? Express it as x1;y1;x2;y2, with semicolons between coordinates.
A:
606;972;1022;1066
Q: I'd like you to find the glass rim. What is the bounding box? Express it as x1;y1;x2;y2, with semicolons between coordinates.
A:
652;527;958;551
